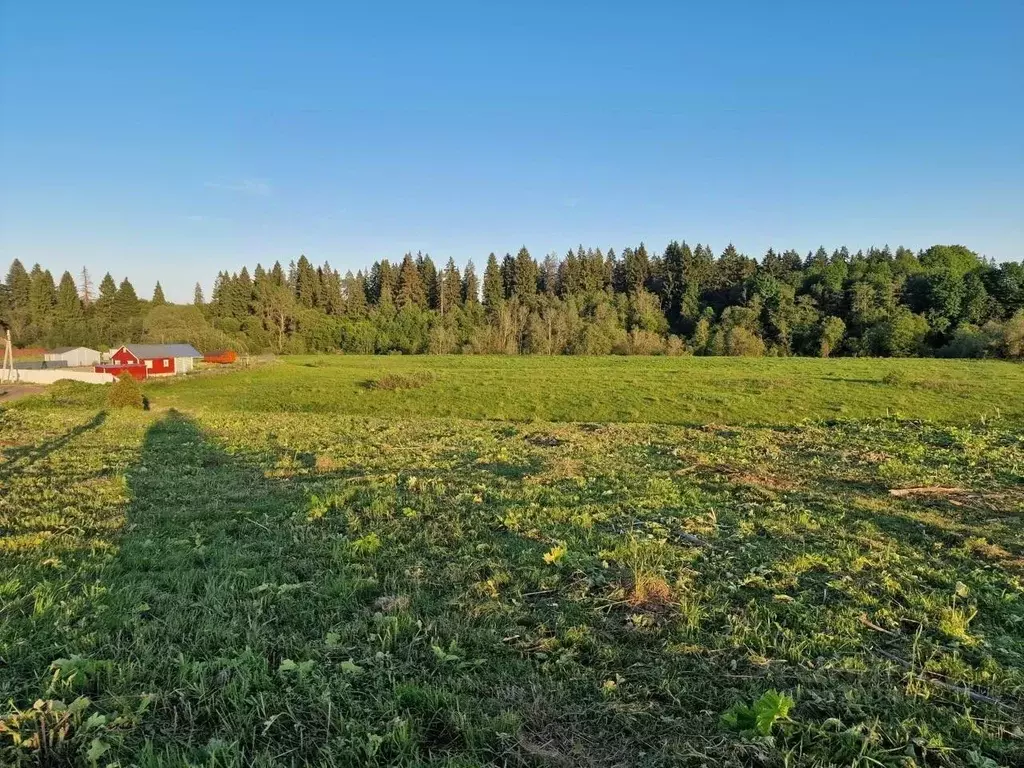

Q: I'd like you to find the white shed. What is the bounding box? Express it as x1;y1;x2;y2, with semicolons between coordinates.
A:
44;347;102;367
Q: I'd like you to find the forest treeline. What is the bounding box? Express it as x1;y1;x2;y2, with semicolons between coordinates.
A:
2;242;1023;358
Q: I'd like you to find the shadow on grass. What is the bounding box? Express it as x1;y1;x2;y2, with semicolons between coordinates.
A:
93;409;335;761
1;410;106;477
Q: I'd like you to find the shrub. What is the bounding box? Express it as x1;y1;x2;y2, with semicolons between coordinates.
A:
664;335;688;356
939;324;989;358
628;329;667;355
864;310;929;357
724;327;766;357
818;316;846;358
691;317;712;355
107;373;145;409
994;311;1024;359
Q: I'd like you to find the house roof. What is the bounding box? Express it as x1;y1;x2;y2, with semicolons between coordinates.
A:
121;343;202;359
48;346;98;354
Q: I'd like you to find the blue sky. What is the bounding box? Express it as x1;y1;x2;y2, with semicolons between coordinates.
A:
1;1;1021;302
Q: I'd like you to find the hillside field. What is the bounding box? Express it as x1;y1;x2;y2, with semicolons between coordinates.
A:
2;356;1023;767
143;355;1024;425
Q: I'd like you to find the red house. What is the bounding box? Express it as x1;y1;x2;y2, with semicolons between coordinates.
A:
96;344;202;380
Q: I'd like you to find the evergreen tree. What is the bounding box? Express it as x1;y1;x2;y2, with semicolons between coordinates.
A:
462;260;480;305
54;271;84;329
29;266;57;329
343;270;368;317
270;261;286;287
396;253;427;309
319;263;343;315
440;257;462;315
378;260;397;308
663;240;688;329
416;253;440;310
624;243;650;294
114;278;140;322
5;259;31;312
151;281;166;306
95;272;118;327
193;282;205;307
295;255;319;308
512;247;538;298
500;254;516;299
3;259;32;341
483;253;503;311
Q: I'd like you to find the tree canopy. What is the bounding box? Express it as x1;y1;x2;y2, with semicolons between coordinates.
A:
2;242;1022;359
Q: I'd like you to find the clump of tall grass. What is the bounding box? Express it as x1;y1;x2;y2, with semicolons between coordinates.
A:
365;372;435;391
881;369;908;386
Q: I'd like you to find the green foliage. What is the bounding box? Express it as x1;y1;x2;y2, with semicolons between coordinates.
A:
46;380;106;408
818;315;846;357
721;690;795;736
107;373;144;409
6;246;1023;358
724;326;766;357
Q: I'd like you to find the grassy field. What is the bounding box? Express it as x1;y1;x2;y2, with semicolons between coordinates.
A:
142;356;1024;426
2;358;1023;767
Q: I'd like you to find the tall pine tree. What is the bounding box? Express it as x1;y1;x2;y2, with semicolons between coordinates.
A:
483;253;503;311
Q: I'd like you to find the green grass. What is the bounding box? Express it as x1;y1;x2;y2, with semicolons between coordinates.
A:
2;358;1023;766
144;355;1024;426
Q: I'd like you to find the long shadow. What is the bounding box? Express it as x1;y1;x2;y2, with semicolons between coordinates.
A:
91;410;335;762
1;411;106;477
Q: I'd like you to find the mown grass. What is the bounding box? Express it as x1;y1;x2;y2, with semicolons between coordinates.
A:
2;393;1022;766
142;356;1024;426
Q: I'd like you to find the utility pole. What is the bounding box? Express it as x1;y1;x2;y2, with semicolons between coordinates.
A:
1;329;15;383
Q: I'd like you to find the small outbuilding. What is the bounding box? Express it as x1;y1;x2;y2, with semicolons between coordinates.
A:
95;343;202;379
204;349;238;364
44;346;102;367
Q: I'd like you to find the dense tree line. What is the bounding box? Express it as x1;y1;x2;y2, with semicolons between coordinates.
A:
2;243;1023;358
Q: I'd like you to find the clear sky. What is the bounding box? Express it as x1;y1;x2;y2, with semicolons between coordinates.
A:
1;1;1021;302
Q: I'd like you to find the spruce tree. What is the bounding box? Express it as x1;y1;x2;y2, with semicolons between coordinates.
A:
416;253;439;310
233;267;253;318
193;282;205;307
500;254;516;300
295;255;319;307
513;247;538;298
624;243;650;294
440;257;462;315
320;263;343;315
270;261;286;287
151;281;166;306
114;278;140;322
396;253;426;309
462;260;480;305
29;266;57;329
54;271;84;331
5;259;30;311
482;253;503;311
343;270;368;317
96;273;117;322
